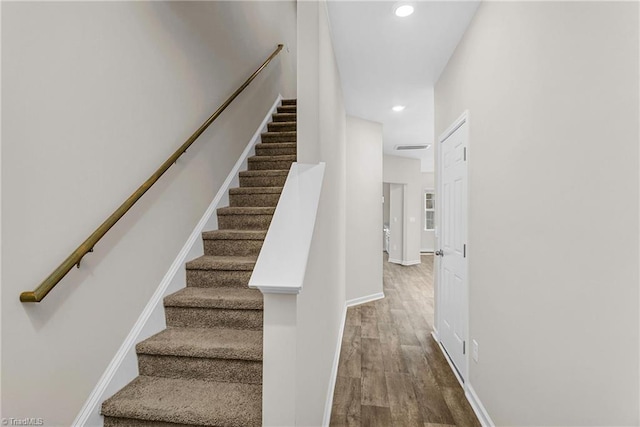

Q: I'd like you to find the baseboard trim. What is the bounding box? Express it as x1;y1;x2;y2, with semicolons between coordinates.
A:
322;304;348;427
466;384;495;427
388;257;402;264
402;259;421;266
346;292;384;307
72;94;283;427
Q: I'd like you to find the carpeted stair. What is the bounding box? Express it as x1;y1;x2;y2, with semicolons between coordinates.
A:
101;99;297;427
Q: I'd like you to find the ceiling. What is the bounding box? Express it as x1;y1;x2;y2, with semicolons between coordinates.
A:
326;1;480;172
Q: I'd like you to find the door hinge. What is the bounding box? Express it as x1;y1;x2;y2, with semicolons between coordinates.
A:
463;341;466;354
463;244;466;258
464;147;467;161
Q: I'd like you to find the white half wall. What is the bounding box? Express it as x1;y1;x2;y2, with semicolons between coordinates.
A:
1;2;296;425
435;2;639;425
346;115;383;301
383;154;422;264
296;1;347;425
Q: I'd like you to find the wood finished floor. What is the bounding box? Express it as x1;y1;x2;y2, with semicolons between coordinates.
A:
330;254;481;427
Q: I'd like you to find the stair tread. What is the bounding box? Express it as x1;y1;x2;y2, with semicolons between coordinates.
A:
101;375;261;426
281;99;297;105
137;327;262;360
202;229;267;240
229;186;283;194
256;142;297;147
186;255;256;271
239;169;289;177
248;154;296;161
164;287;263;310
261;131;296;137
217;206;275;215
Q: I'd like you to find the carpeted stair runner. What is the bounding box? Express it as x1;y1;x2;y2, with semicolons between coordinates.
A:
101;99;297;427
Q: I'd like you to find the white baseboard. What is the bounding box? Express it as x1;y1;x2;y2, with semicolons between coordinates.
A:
346;292;384;307
322;304;348;427
72;94;283;427
402;259;421;266
388;257;402;264
466;384;495;427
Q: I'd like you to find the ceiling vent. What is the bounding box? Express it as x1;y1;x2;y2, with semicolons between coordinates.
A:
394;144;431;151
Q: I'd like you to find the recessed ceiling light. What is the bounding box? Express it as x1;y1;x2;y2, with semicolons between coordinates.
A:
394;4;414;17
392;105;406;112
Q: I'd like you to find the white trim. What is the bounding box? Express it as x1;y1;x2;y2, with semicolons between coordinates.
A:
401;259;421;266
420;250;434;253
322;304;348;427
466;384;495;427
387;257;403;264
346;292;384;307
72;94;283;427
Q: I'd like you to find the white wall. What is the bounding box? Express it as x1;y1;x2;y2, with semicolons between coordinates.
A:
421;172;435;252
346;116;383;302
383;154;422;264
1;2;296;425
296;1;347;425
435;2;639;425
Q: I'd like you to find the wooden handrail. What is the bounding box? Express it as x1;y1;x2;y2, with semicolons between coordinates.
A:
20;44;284;303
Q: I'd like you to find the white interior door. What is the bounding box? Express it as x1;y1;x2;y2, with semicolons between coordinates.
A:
437;114;468;380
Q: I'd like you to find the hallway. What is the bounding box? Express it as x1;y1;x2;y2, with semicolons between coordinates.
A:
330;254;481;426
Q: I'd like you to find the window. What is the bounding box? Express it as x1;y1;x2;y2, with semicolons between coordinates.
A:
424;191;435;231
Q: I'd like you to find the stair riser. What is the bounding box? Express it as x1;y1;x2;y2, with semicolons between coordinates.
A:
255;145;297;156
281;99;297;106
165;307;263;330
272;113;297;122
138;354;262;384
248;159;294;171
261;133;296;143
104;417;190;427
267;122;296;132
218;213;273;230
204;239;264;256
186;269;252;288
239;175;288;187
277;106;296;113
229;193;280;207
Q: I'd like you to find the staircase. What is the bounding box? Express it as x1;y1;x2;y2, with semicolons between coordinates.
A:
101;99;297;427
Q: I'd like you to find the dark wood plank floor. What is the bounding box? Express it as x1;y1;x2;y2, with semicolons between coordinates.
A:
330;254;481;427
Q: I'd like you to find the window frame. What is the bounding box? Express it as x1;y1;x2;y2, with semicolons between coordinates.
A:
424;190;435;231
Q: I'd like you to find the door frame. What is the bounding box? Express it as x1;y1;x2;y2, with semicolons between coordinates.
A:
435;110;470;384
386;182;407;265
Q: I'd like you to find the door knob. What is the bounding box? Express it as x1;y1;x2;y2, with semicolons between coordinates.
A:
435;250;444;257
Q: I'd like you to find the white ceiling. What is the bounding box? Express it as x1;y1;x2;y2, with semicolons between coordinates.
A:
326;1;480;172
